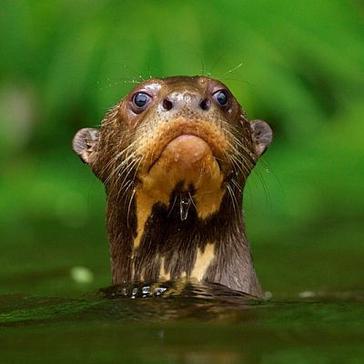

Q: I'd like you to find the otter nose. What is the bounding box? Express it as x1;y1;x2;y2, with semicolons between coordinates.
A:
161;91;210;112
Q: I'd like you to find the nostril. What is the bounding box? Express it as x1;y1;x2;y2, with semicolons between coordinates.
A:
162;98;173;111
199;98;210;111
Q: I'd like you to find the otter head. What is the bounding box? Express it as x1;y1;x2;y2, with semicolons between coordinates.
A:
72;76;272;296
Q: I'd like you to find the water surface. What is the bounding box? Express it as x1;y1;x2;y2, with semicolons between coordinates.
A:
1;283;363;364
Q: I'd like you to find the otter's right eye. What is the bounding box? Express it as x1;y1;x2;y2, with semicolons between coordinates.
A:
132;92;151;110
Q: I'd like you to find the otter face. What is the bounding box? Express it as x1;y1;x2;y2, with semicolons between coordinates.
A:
73;76;272;221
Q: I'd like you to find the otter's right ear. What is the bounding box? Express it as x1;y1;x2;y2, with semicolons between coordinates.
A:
72;128;100;165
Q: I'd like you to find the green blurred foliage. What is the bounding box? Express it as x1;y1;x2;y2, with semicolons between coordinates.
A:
0;0;363;296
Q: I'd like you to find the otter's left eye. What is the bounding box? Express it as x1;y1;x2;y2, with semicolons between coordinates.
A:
213;90;229;107
132;92;151;109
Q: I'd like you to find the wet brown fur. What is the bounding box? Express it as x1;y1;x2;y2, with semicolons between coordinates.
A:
72;76;272;297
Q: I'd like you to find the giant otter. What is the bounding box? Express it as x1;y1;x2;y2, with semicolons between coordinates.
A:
72;76;272;297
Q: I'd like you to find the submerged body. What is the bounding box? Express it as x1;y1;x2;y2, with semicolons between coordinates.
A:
73;76;272;297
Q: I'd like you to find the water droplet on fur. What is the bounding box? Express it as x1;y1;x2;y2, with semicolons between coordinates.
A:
180;195;192;221
154;287;167;296
142;286;151;297
131;287;138;299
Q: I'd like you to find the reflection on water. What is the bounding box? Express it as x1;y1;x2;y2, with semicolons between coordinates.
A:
100;280;259;300
0;282;364;363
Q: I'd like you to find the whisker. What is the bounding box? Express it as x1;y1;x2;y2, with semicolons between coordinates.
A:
188;191;197;210
167;195;178;217
226;183;239;220
221;62;244;77
127;188;136;230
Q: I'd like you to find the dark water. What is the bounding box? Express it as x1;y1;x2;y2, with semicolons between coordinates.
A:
1;283;363;364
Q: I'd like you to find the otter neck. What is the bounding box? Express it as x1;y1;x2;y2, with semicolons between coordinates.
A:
106;186;262;297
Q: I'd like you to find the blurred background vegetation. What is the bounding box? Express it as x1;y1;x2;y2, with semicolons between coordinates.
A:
1;0;363;297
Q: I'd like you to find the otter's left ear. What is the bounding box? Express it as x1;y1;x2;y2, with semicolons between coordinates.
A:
250;120;273;157
72;128;100;165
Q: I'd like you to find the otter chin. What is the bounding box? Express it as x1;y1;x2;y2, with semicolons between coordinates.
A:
140;131;224;222
72;75;273;297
